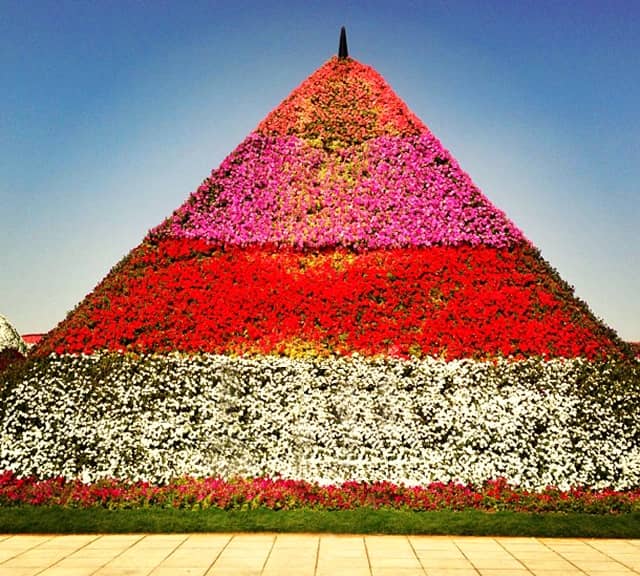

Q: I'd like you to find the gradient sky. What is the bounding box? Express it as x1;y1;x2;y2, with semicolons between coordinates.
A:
1;0;639;342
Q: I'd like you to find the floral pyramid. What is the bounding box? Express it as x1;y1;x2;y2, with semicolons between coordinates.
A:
2;52;638;489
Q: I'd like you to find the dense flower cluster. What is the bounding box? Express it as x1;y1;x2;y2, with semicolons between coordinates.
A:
2;353;638;488
35;240;623;359
152;134;525;249
5;55;635;495
1;472;638;514
257;57;425;149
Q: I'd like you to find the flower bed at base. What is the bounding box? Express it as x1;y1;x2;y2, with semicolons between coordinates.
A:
0;473;638;514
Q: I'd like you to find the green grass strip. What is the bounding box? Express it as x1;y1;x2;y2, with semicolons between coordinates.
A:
1;507;639;537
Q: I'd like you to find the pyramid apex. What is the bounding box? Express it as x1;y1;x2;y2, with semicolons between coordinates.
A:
338;26;348;58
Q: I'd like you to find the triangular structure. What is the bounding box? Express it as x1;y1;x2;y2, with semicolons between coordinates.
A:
34;56;626;361
2;38;638;489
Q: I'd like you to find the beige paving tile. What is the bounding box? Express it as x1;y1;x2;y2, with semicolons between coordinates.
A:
316;536;370;576
477;571;532;576
418;557;474;569
137;534;189;548
0;568;43;576
370;557;423;569
409;536;460;551
1;549;71;568
270;534;319;549
104;553;170;569
37;566;100;576
583;572;637;576
422;570;480;576
528;570;585;576
585;539;637;549
262;542;317;576
159;548;220;567
84;534;145;549
34;535;97;549
180;534;233;549
63;548;125;561
366;535;422;570
315;568;371;576
371;568;426;576
206;567;263;576
205;538;274;576
2;535;53;547
462;556;525;570
92;567;154;576
580;565;635;574
150;567;210;576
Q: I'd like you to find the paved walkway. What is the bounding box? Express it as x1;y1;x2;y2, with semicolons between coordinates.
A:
0;533;638;576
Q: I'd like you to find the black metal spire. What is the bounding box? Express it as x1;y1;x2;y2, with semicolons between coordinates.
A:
338;26;348;58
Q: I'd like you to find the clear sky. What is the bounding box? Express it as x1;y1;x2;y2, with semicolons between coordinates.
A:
1;0;638;342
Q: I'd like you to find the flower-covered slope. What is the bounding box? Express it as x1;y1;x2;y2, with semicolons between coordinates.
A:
34;56;626;360
37;241;622;359
5;53;639;488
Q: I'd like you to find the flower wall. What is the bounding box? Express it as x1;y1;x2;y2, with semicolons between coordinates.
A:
36;241;623;360
2;353;639;489
4;56;638;491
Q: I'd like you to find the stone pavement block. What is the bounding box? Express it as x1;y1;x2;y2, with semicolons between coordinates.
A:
2;535;53;546
47;555;114;570
318;535;368;559
409;536;460;551
371;568;426;576
262;543;317;576
179;534;232;549
35;535;98;549
528;571;584;576
92;567;154;576
63;549;125;561
476;570;531;576
160;547;221;567
1;549;71;568
270;534;319;548
0;568;43;576
583;572;637;576
37;566;100;576
315;568;371;576
134;534;188;549
580;565;635;574
206;567;263;576
457;554;525;570
417;556;474;569
587;540;640;554
150;567;210;576
83;534;145;549
369;556;422;569
422;569;480;576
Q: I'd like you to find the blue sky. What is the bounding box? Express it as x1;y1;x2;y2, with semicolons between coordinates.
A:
1;0;638;341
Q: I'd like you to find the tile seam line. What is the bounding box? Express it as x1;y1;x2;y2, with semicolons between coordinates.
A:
33;533;136;576
363;534;373;576
0;534;57;567
137;533;190;573
313;534;320;576
538;538;588;575
494;536;535;575
451;537;481;575
202;532;234;575
582;538;640;574
258;533;277;576
405;535;428;575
